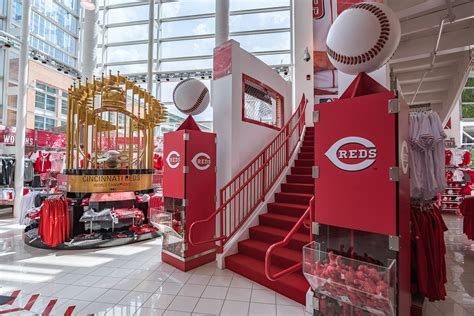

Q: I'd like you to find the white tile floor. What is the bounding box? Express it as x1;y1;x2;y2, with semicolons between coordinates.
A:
2;213;472;315
0;217;308;315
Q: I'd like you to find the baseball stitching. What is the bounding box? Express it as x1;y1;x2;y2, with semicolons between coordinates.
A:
173;78;208;114
327;3;390;65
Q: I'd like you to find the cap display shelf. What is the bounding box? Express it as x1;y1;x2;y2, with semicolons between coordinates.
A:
441;181;465;213
303;241;396;316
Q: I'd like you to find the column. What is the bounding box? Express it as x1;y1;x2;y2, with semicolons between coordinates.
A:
13;0;31;218
82;0;99;80
215;0;229;47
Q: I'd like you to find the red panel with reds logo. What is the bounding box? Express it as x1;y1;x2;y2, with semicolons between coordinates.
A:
314;90;397;235
161;117;217;271
312;73;410;315
163;130;186;199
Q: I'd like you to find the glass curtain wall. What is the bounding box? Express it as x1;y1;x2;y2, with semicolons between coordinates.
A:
98;0;292;123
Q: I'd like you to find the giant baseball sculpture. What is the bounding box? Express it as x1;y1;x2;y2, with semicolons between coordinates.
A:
326;2;401;75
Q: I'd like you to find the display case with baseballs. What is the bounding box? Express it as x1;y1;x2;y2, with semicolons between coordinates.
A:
160;80;217;271
305;3;410;315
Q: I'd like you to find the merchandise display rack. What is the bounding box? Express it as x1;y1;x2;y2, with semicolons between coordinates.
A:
23;74;167;250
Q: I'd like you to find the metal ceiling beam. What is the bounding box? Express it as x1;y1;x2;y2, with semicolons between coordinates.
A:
438;51;473;124
396;66;454;83
400;1;474;36
390;52;465;73
392;27;474;63
409;92;446;104
401;80;451;94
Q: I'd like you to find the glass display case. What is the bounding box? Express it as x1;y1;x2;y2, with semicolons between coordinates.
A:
160;197;186;258
304;241;396;315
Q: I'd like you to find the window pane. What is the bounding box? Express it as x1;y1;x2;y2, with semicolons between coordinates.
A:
160;59;213;71
108;5;148;24
161;0;215;18
107;0;144;5
37;83;46;91
107;44;149;63
45;118;56;129
160;82;179;103
161;38;214;58
161;18;215;38
35;115;44;130
230;11;290;32
467;77;474;87
61;98;68;114
463;88;474;103
108;63;148;74
257;54;291;66
231;32;290;52
7;109;16;126
35;92;46;109
46;86;57;94
230;0;289;11
107;24;149;43
46;95;56;112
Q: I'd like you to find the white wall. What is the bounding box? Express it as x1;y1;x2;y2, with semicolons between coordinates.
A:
292;0;314;126
444;99;461;146
212;40;292;191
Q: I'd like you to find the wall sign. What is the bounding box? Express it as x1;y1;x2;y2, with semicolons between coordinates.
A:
191;152;211;171
67;174;152;193
166;151;181;169
325;136;377;171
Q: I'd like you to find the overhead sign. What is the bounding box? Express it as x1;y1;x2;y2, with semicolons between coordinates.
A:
324;136;377;171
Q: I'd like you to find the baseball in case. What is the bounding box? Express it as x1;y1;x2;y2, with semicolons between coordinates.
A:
161;116;217;271
310;73;410;315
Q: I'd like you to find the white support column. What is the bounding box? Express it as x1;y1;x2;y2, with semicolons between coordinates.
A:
215;0;229;46
13;0;30;219
147;0;154;93
81;0;99;80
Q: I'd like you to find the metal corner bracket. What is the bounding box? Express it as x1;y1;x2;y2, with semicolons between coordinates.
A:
312;166;319;179
389;235;400;252
183;133;189;141
389;167;399;182
313;111;319;123
388;99;399;114
312;222;320;236
183;166;189;174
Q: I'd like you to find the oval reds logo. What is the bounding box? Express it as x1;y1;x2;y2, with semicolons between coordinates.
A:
191;153;211;171
166;151;180;169
325;136;377;172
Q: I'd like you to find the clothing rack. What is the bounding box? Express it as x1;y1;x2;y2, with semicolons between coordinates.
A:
409;103;432;112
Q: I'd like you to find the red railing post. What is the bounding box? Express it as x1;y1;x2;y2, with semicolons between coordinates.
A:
285;125;290;165
219;190;224;253
261;152;266;201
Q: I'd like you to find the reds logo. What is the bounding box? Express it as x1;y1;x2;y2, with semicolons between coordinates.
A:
313;0;325;19
191;153;211;171
325;136;377;171
166;151;180;169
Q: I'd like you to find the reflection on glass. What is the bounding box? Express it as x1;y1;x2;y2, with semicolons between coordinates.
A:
161;18;215;38
230;11;290;33
160;0;215;18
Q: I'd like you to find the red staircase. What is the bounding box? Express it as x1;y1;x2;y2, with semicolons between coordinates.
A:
225;127;314;305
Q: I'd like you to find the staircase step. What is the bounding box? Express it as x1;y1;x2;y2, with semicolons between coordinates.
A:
267;202;308;217
238;239;302;268
281;183;314;194
300;146;314;153
298;152;313;160
287;174;313;184
294;159;313;167
249;225;309;250
275;192;313;205
225;254;309;305
303;141;314;147
291;167;312;175
259;213;310;234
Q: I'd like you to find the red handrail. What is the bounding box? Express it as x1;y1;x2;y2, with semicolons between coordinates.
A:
189;95;308;252
265;197;314;281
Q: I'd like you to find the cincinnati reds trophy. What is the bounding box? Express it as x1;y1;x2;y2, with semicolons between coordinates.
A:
305;2;411;315
160;80;217;271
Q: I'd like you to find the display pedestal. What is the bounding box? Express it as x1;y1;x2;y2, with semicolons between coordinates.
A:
309;73;410;315
161;116;217;272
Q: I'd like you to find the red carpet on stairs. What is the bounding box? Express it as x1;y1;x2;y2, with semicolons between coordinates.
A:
225;127;314;305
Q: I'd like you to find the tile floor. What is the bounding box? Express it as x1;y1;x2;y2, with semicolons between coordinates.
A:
0;216;309;315
1;213;473;315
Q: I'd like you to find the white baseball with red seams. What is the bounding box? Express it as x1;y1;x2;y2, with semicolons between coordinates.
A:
326;2;401;75
173;78;210;116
